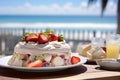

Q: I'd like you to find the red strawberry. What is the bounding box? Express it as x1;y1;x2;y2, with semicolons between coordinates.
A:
52;35;58;41
27;60;43;68
71;56;81;64
25;33;38;42
38;34;48;44
48;33;58;41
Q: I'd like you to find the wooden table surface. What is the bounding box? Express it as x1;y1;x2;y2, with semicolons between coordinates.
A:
0;62;120;80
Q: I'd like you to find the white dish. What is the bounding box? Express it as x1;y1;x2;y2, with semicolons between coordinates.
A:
96;59;120;70
0;53;87;72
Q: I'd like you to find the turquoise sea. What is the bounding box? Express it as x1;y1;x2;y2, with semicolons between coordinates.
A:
0;15;117;32
0;15;117;23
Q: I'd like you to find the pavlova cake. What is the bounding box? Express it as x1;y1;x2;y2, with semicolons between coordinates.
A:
8;30;80;68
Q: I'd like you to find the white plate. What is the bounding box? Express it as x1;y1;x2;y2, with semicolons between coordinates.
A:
96;59;120;70
0;53;87;72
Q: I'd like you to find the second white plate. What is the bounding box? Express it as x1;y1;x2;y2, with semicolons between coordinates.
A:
96;59;120;70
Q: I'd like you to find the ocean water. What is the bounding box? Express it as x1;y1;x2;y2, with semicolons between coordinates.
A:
0;15;117;23
0;15;117;31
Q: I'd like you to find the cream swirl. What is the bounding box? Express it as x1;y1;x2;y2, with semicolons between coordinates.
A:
14;41;71;55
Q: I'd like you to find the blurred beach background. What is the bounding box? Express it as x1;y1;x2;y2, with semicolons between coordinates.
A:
0;0;118;55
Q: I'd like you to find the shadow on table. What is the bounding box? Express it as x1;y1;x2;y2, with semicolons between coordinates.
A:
0;65;87;79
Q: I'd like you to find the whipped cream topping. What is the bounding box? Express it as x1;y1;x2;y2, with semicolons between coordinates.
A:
14;41;71;55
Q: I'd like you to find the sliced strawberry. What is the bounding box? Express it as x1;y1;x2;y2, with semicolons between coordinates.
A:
38;34;48;44
52;35;58;41
71;56;81;64
48;36;52;42
48;33;58;41
27;60;43;68
25;33;38;42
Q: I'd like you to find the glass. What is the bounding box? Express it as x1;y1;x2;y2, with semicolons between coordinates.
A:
106;34;120;59
91;37;106;51
91;37;105;47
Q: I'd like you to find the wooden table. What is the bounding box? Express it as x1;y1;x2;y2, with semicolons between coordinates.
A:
0;63;120;80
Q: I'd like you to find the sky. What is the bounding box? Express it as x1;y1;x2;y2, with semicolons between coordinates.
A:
0;0;118;16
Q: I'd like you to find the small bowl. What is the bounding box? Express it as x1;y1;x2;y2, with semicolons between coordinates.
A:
96;59;120;70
